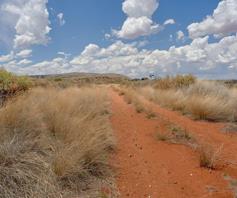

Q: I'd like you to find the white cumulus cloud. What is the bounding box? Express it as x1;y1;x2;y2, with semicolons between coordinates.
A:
1;34;237;79
113;17;161;39
1;0;237;79
188;0;237;39
1;0;51;49
114;0;160;39
68;34;237;78
122;0;158;18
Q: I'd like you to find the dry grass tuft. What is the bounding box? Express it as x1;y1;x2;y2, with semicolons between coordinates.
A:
156;133;170;142
156;124;196;148
146;110;156;119
198;144;223;170
0;87;115;197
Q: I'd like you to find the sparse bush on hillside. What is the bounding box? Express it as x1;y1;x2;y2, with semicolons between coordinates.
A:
0;87;115;197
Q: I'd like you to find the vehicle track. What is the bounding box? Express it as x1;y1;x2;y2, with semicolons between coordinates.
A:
109;89;235;198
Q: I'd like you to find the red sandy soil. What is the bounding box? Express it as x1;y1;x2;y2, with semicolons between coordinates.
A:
109;89;237;198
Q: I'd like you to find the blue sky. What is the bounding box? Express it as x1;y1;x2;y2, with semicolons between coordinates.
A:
36;0;219;60
0;0;237;78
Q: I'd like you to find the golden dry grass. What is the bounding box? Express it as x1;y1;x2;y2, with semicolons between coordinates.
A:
139;81;237;122
0;87;115;197
114;86;156;118
198;144;223;170
154;74;196;89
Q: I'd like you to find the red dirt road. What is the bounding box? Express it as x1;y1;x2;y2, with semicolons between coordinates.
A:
110;90;236;198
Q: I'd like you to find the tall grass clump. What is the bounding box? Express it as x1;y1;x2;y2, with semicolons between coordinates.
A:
0;87;115;197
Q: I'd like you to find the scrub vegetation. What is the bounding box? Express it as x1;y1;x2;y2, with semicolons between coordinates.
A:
137;76;237;122
0;86;115;197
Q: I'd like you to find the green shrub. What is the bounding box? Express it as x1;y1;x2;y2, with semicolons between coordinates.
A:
16;76;32;91
0;69;14;91
0;69;31;94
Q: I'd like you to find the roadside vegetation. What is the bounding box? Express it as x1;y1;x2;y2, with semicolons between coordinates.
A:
112;75;233;170
112;75;235;170
113;86;156;119
0;86;115;197
138;75;237;122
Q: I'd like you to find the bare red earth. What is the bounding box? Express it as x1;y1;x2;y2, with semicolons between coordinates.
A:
110;89;237;198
